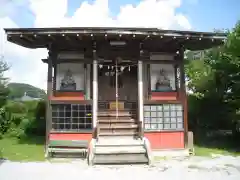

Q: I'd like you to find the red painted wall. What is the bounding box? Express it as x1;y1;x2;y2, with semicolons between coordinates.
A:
144;131;184;149
50;91;85;101
150;92;178;101
49;132;183;149
49;133;92;142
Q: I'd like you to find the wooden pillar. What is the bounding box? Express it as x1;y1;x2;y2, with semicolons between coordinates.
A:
179;47;188;148
86;64;91;100
92;49;98;138
84;64;87;98
45;49;53;156
147;64;151;100
52;56;57;96
138;49;144;137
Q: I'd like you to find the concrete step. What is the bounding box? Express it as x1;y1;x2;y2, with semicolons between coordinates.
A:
95;146;146;154
99;131;138;136
93;154;149;164
99;128;138;134
90;136;149;165
96;136;143;146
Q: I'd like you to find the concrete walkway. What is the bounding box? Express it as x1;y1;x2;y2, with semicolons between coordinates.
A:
0;155;240;180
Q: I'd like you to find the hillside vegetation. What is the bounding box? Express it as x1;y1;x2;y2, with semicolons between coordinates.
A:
7;83;46;99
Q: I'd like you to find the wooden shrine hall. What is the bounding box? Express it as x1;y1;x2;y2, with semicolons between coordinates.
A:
5;27;226;164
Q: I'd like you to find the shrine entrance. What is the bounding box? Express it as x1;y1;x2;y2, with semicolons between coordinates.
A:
97;59;139;137
98;59;138;105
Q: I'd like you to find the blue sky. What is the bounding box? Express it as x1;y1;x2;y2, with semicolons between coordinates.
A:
7;0;240;31
177;0;240;31
0;0;239;89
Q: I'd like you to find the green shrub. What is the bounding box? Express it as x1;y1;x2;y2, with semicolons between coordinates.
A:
0;100;46;138
23;101;38;115
0;108;11;134
5;127;25;138
5;117;30;139
11;113;27;126
35;100;46;121
25;100;46;136
0;85;10;108
5;101;27;114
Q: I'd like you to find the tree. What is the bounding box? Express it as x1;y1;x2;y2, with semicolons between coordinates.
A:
225;21;240;58
0;55;10;108
186;21;240;135
0;55;10;136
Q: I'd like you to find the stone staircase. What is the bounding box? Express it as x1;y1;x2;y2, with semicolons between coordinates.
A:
88;109;151;165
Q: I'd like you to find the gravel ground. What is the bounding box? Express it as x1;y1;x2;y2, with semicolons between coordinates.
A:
1;155;240;180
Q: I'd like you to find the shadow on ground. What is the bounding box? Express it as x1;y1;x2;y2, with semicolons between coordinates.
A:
0;159;6;166
0;151;7;166
194;130;240;155
17;135;45;145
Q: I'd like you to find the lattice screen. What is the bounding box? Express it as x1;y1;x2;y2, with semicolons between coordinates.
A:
52;104;92;131
144;104;183;130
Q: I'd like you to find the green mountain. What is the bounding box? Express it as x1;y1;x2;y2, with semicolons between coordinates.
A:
7;83;46;99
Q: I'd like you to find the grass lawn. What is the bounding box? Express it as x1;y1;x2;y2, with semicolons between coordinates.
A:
1;136;240;162
0;136;45;161
194;146;240;157
154;146;240;161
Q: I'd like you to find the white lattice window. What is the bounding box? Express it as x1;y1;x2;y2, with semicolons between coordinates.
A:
144;104;183;130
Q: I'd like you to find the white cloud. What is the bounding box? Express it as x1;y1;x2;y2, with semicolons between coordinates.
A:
175;14;191;30
1;0;191;89
0;17;48;89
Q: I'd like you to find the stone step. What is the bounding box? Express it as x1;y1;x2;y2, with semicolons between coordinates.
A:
95;146;146;154
93;154;149;164
90;135;149;165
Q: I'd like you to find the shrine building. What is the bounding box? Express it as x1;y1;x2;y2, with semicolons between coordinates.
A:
5;27;226;164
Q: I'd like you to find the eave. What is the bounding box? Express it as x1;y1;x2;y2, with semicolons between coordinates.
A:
5;27;227;51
